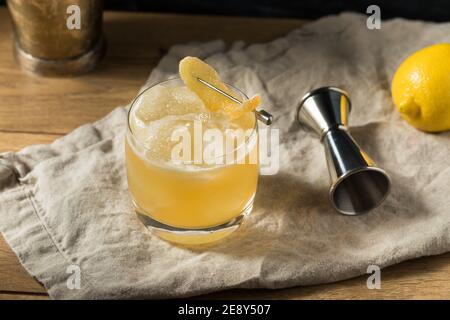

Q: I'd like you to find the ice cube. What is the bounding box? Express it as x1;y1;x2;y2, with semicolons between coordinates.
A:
134;114;197;162
128;85;256;170
135;86;206;123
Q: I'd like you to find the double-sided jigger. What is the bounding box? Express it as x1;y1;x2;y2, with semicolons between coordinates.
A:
297;87;391;215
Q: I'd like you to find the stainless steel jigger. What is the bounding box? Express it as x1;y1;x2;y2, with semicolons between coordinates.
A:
297;87;391;215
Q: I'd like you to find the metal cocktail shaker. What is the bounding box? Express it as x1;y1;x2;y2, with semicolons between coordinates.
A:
297;87;391;215
7;0;105;76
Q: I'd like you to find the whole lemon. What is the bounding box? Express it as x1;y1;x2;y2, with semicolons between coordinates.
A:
391;43;450;132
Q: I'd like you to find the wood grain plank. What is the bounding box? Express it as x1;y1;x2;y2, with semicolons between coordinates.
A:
201;252;450;299
0;132;60;153
0;10;307;134
0;235;46;293
0;293;48;300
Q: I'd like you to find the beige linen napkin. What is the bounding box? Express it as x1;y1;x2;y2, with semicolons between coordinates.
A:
1;13;449;299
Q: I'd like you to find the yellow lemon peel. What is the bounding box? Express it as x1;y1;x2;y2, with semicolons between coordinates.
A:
179;56;261;119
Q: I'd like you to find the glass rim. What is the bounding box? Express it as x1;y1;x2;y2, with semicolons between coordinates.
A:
127;77;258;164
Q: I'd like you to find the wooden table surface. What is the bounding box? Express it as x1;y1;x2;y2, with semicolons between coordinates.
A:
0;8;449;300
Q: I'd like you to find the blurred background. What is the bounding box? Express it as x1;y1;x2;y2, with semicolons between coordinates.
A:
1;0;450;21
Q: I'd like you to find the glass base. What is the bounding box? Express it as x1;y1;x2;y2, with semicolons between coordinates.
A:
134;202;254;246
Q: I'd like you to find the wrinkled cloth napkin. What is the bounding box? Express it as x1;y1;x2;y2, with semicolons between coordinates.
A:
1;13;450;299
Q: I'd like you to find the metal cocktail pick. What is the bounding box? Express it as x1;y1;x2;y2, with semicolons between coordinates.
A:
197;77;273;125
297;87;391;215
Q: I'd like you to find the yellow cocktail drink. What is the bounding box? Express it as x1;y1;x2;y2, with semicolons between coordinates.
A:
126;78;259;244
